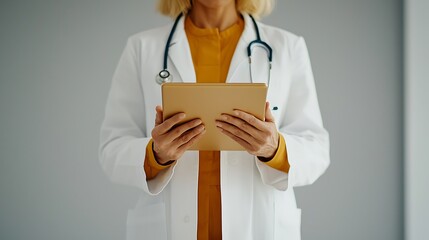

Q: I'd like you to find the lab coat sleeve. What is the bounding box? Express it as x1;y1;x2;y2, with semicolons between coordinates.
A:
98;37;176;195
255;37;330;191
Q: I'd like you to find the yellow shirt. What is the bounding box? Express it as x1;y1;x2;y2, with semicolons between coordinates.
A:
144;15;289;240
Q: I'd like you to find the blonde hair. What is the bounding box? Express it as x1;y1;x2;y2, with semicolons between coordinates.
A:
157;0;275;19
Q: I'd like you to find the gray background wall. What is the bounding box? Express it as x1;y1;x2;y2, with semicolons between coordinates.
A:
405;0;429;239
0;0;404;239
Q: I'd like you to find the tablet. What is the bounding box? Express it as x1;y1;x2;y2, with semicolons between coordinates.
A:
162;83;267;151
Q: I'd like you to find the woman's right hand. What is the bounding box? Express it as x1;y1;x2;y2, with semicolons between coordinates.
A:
151;105;206;164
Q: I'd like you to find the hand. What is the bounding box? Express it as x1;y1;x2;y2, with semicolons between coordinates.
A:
215;102;279;159
151;105;206;164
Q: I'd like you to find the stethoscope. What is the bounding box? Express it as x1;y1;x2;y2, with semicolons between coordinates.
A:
156;13;273;86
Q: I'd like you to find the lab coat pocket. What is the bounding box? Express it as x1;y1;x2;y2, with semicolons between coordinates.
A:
266;96;282;127
126;203;168;240
275;207;301;240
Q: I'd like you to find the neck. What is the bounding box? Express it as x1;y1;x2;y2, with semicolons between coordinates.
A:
189;1;239;31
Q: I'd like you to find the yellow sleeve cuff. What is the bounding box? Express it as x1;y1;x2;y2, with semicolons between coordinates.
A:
259;133;290;173
144;139;173;180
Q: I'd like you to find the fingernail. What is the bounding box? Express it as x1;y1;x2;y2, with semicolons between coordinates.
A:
196;119;202;124
179;113;186;118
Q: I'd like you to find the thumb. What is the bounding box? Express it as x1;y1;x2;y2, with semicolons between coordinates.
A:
264;102;275;123
155;105;163;126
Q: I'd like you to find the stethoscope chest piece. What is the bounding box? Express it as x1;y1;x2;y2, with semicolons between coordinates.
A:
156;69;173;85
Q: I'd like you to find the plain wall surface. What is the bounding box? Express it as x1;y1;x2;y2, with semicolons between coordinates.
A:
405;0;429;239
0;0;403;239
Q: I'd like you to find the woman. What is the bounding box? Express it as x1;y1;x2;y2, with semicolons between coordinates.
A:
99;0;330;239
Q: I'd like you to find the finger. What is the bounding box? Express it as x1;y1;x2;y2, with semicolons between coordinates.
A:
264;102;275;123
155;105;163;126
216;126;253;151
217;114;261;138
215;120;258;145
158;112;186;134
232;109;268;131
165;118;203;142
176;128;206;152
173;124;206;149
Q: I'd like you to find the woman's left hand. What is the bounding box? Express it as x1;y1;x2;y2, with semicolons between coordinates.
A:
215;102;279;159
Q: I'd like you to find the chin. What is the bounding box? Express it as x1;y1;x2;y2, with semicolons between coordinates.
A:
194;0;235;9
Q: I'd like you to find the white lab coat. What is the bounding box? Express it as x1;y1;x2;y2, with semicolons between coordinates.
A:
99;13;330;240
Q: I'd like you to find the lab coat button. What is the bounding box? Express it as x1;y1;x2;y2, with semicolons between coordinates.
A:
183;215;190;223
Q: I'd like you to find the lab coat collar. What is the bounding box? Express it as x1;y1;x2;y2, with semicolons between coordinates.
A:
225;13;254;83
168;12;256;83
167;15;196;83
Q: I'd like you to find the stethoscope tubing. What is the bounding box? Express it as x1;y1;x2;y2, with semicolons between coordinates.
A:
157;13;272;86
